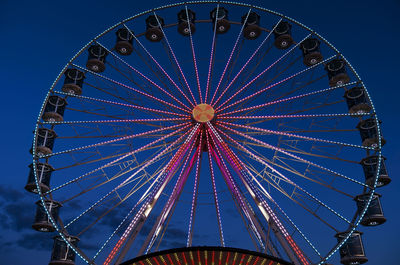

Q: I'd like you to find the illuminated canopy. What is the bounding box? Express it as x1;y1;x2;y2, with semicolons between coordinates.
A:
120;246;293;265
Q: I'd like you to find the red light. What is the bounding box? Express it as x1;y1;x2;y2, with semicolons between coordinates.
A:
285;235;309;265
182;252;188;265
252;256;259;265
153;257;161;265
225;252;231;265
167;254;174;265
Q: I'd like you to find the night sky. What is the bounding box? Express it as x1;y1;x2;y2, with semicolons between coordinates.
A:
1;0;399;264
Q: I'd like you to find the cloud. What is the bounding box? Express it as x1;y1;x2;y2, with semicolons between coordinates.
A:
0;185;204;256
165;240;184;249
0;186;24;202
67;199;83;210
79;241;99;251
15;232;53;251
0;185;46;233
162;226;188;242
225;207;238;218
4;202;35;231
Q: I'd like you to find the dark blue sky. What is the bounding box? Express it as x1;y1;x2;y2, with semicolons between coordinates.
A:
1;0;399;264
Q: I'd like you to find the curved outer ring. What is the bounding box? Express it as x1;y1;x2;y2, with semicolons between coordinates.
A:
31;1;383;264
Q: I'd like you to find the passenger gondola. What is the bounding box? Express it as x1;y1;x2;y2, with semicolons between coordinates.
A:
145;15;165;42
177;9;196;36
210;7;230;34
115;28;134;55
25;162;54;194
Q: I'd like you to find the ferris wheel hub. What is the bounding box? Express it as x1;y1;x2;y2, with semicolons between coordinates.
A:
192;104;215;123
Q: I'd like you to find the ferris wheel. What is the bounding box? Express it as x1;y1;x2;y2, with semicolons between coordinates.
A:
26;2;390;265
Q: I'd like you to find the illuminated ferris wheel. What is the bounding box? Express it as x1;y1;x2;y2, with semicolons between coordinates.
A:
26;2;390;265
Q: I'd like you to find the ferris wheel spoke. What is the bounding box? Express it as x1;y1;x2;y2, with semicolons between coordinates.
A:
55;90;187;118
208;123;309;265
219;81;357;117
182;5;203;103
233;141;356;226
233;140;357;197
205;131;225;247
51;148;138;172
218;123;367;189
213;17;283;107
51;148;176;209
209;8;251;105
220;123;367;188
122;24;196;108
238;96;348;129
59;146;174;205
222;38;244;92
186;130;203;247
218;120;372;151
204;4;220;104
92;157;173;261
207;130;267;252
43;117;189;127
92;197;142;261
95;41;192;112
251;148;349;231
230;54;302;113
216;54;336;114
82;75;180;119
232;146;324;260
71;63;191;114
93;142;186;261
244;155;341;234
107;124;200;265
216;127;351;233
215;33;317;112
153;12;198;105
140;134;198;255
79;81;166;116
225;65;322;120
221;112;370;121
130;45;182;107
64;125;195;230
76;155;170;239
245;164;323;257
45;124;190;196
42;122;188;159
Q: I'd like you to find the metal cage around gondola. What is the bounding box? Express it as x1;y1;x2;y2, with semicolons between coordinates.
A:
355;193;386;226
210;7;230;34
49;235;79;265
31;128;57;156
273;21;293;49
145;15;165;42
344;86;372;114
61;68;85;95
177;9;196;36
42;95;67;122
25;162;54;194
361;155;391;187
32;200;62;232
86;44;108;73
335;231;368;265
299;38;323;66
357;118;385;148
241;11;261;40
115;28;134;55
325;59;350;87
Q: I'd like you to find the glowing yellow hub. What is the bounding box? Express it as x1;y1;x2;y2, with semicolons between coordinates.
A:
192;104;215;123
